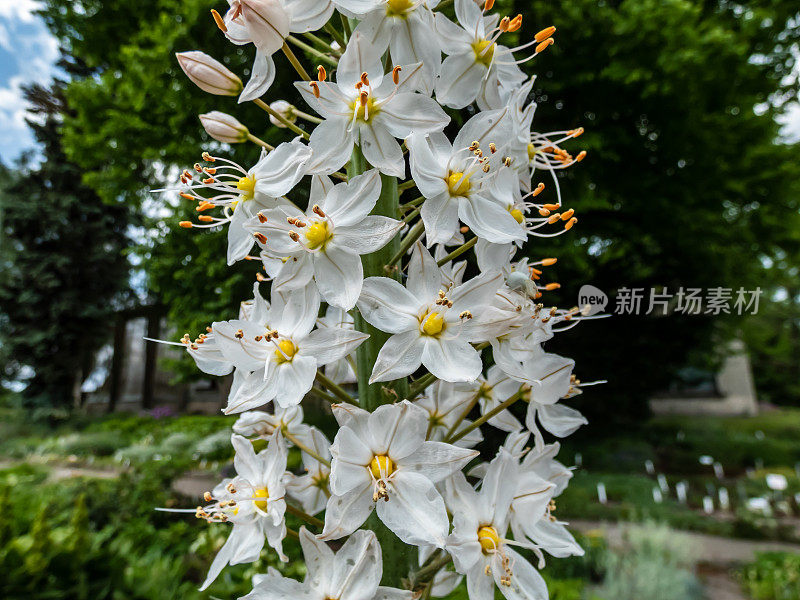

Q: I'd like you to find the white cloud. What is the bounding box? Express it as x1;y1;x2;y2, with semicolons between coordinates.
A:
0;0;41;23
0;6;58;163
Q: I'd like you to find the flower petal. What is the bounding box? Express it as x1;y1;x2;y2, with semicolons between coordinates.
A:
314;245;364;310
397;440;478;482
377;93;450;138
330;530;382;600
421;338;482;383
320;484;375;540
303;327;369;367
322;168;382;227
239;51;276;102
377;470;449;547
407;242;443;300
306;117;355;175
458;194;526;244
358;277;422;333
369;330;426;383
358;122;405;178
334;217;402;255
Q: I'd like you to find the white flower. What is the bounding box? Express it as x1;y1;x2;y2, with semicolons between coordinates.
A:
445;450;550;600
455;368;524;432
199;432;288;590
407;109;526;246
358;243;503;383
176;51;243;96
222;0;335;101
414;380;484;448
213;283;368;411
249;169;402;310
232;405;312;442
317;307;358;384
346;0;443;95
507;435;584;559
175;141;311;265
435;0;549;110
286;428;332;514
199;111;250;143
242;527;413;600
491;347;587;443
321;401;477;546
296;32;450;177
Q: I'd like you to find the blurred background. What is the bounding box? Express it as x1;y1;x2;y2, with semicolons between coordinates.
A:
0;0;799;598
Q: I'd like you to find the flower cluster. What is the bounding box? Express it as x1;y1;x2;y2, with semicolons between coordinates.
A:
168;1;600;598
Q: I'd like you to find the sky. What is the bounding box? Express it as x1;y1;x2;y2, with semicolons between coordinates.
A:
0;0;59;165
0;1;797;166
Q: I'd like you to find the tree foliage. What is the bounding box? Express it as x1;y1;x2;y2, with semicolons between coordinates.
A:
0;82;132;406
35;0;800;413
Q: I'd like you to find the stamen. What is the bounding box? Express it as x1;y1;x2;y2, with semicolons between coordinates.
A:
317;65;327;81
210;9;227;32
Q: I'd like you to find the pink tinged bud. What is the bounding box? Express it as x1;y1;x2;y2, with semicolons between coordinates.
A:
176;51;243;96
232;0;290;55
268;100;297;128
199;112;250;144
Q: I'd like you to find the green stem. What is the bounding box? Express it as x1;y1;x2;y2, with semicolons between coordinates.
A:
407;373;437;400
446;390;524;444
410;550;453;589
308;385;338;405
315;371;357;405
253;98;310;140
281;41;311;80
292;108;323;124
246;133;274;151
400;195;425;211
324;22;347;48
386;221;425;268
340;14;352;39
348;144;413;587
302;31;341;56
398;180;417;194
442;391;481;440
286;35;338;68
283;429;331;467
400;206;422;226
285;503;325;529
436;237;477;266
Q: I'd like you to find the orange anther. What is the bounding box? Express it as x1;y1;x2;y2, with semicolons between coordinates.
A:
545;283;561;291
561;209;575;220
254;233;268;244
541;258;558;266
576;151;587;162
360;90;369;106
571;127;584;137
392;65;402;85
198;215;214;222
211;9;227;32
536;38;554;54
309;81;320;98
484;0;495;11
499;16;510;32
508;14;523;32
548;214;561;224
538;208;551;217
565;217;578;230
534;26;556;42
360;72;370;86
532;182;545;196
203;177;215;185
542;203;560;210
179;221;193;228
257;213;267;224
180;192;195;201
460;226;470;234
317;65;327;81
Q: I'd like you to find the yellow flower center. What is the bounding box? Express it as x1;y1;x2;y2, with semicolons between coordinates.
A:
386;0;414;16
421;312;445;336
509;208;525;224
350;95;378;123
253;487;269;511
274;339;297;364
472;40;496;67
236;175;256;200
304;220;332;250
478;525;501;553
446;171;471;197
369;455;395;479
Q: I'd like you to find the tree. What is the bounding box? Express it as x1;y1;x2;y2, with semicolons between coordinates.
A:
0;82;132;407
37;0;800;417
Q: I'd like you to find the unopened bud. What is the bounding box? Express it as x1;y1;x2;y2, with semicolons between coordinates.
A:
199;111;249;144
176;51;243;96
268;100;297;128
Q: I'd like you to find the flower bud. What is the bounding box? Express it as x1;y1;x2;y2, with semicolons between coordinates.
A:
199;112;250;144
176;51;243;96
268;100;297;128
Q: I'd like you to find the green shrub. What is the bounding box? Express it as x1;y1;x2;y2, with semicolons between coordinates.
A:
739;552;800;600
